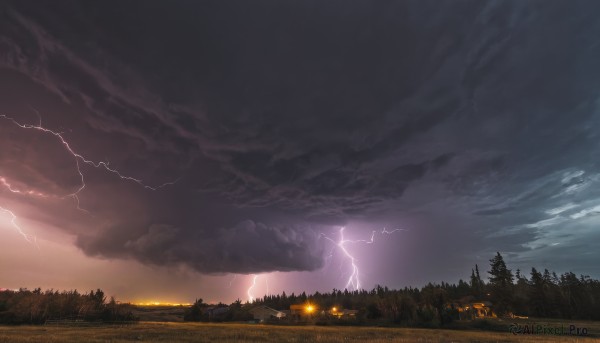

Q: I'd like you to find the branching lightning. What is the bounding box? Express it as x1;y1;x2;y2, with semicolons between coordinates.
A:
239;228;403;301
0;114;177;193
239;227;404;302
321;227;405;292
0;113;178;244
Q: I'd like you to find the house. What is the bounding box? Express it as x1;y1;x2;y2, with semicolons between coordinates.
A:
206;306;229;320
249;305;286;322
289;304;317;319
329;308;359;318
289;304;306;316
454;301;496;319
470;302;495;318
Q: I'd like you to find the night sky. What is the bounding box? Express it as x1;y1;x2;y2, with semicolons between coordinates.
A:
1;1;600;304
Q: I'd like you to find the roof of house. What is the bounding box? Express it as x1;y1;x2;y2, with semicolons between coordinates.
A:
472;301;492;307
249;305;284;314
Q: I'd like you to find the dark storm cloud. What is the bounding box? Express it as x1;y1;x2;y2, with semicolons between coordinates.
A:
2;0;600;278
79;220;324;274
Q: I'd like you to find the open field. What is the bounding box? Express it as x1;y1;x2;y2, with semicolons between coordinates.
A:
1;321;600;343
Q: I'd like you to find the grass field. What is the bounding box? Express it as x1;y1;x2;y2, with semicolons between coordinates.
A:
1;321;600;343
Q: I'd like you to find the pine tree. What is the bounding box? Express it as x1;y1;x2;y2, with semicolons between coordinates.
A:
487;252;513;315
470;264;484;298
512;268;529;316
529;267;547;317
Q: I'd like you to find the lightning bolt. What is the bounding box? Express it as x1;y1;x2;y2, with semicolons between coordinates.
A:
0;177;49;198
326;227;360;291
227;274;238;288
320;227;405;291
0;114;178;193
240;228;403;300
0;206;37;247
0;113;178;243
265;275;269;296
244;273;273;302
239;228;402;300
247;274;258;303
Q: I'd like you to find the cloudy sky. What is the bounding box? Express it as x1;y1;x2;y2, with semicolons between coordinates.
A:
1;1;600;303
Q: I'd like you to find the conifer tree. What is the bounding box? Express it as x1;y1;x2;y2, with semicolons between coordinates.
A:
488;252;513;314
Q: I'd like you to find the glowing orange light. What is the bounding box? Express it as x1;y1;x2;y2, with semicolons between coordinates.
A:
133;301;193;306
332;307;337;312
306;305;314;313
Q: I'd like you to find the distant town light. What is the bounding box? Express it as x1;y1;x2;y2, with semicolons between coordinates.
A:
133;301;193;306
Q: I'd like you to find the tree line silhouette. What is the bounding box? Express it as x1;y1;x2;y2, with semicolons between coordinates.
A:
242;252;600;325
2;252;599;325
0;288;136;324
